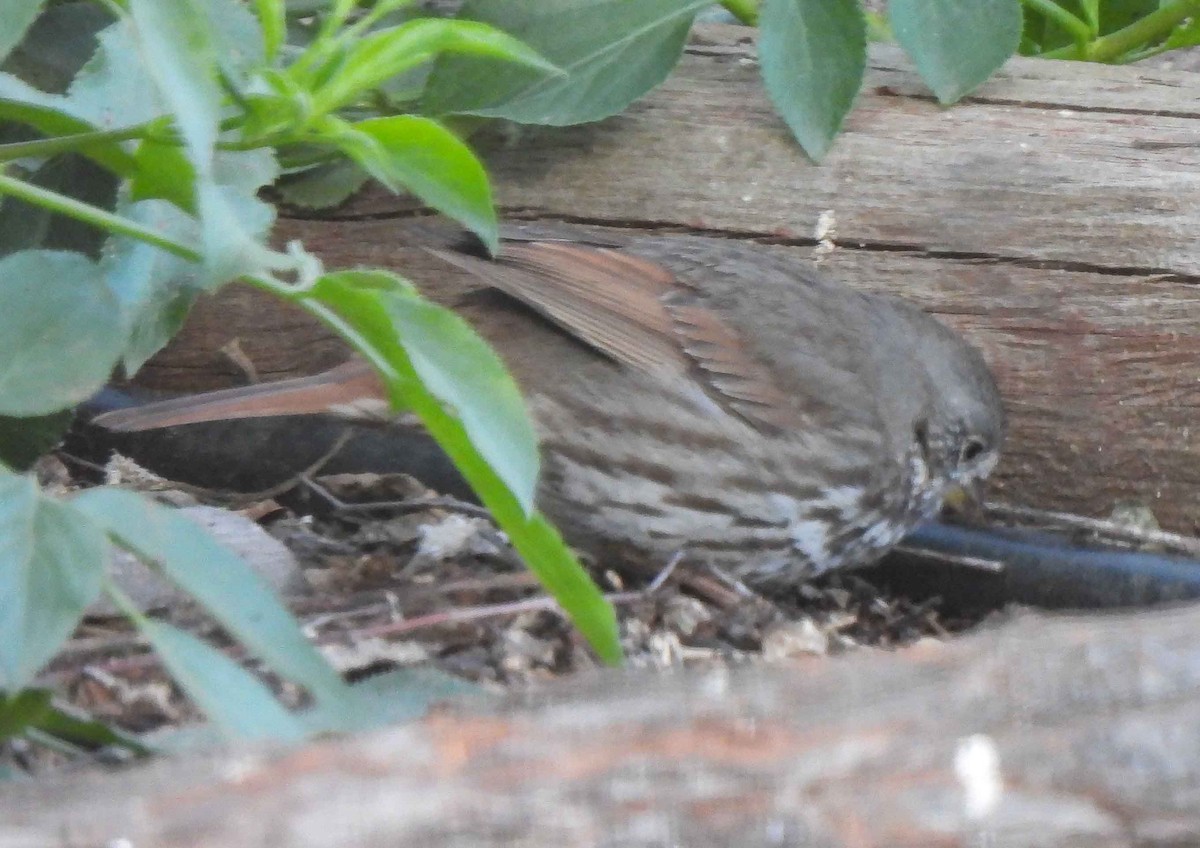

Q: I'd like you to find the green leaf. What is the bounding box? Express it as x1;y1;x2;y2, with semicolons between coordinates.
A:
101;198;202;374
134;618;306;742
336;115;497;252
195;176;281;287
254;0;286;60
300;668;486;732
310;17;559;115
890;0;1022;104
0;473;106;690
0;0;46;65
129;139;198;212
72;488;354;713
0;409;73;470
422;0;708;125
127;0;222;175
0;155;119;259
65;20;167;130
302;274;621;663
0;687;52;742
0;687;150;754
1163;14;1200;51
0;79;137;175
274;159;369;210
311;271;538;511
0;250;124;415
758;0;867;162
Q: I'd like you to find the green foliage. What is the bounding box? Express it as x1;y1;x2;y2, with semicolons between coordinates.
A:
0;0;620;746
891;0;1023;104
422;0;711;125
758;0;866;163
0;0;1192;746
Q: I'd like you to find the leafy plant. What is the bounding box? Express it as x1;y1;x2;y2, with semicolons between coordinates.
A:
0;0;617;748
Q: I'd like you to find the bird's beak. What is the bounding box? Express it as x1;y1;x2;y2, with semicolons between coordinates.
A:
942;479;985;518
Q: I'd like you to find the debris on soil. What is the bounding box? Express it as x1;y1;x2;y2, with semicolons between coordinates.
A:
19;450;1004;773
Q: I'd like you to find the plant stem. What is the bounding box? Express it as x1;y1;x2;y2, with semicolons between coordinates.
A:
1076;0;1099;33
720;0;758;26
1022;0;1091;54
0;172;200;262
1044;0;1200;61
0;126;146;163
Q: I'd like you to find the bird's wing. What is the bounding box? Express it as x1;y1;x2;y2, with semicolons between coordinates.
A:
430;241;799;431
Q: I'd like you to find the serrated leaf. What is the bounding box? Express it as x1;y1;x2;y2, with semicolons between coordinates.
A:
65;20;166;130
135;619;306;742
72;488;353;713
758;0;866;162
336;115;496;252
101;198;202;373
127;0;221;175
0;473;106;689
890;0;1021;104
422;0;708;125
275;159;369;210
0;250;123;415
0;0;46;65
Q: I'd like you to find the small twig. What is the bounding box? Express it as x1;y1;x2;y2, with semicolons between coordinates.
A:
985;502;1200;559
234;429;357;503
217;339;259;384
890;542;1006;573
301;475;492;520
351;575;676;640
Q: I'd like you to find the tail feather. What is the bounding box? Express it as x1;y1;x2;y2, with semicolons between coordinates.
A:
92;360;389;431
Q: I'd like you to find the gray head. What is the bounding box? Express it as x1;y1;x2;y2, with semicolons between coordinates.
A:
872;301;1005;506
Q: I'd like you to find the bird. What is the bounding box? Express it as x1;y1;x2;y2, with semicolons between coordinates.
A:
94;227;1004;585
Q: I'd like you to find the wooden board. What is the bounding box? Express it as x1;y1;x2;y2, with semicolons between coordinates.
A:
136;26;1200;531
10;604;1200;846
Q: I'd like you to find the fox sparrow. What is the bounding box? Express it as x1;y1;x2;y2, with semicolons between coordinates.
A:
95;229;1004;584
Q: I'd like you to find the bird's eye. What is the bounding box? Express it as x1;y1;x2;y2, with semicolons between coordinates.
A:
960;438;987;463
913;420;931;458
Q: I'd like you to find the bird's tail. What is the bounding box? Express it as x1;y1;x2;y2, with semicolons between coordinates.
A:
91;360;388;431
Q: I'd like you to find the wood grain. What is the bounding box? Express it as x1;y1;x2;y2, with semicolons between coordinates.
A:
11;604;1200;846
136;26;1200;531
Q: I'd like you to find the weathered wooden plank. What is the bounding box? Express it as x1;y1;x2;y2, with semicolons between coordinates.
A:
9;605;1200;846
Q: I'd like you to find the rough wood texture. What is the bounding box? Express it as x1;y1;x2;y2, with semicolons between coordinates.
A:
10;605;1200;846
137;27;1200;530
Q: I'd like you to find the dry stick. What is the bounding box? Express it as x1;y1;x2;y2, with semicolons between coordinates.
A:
985;502;1200;559
351;556;684;640
301;475;493;520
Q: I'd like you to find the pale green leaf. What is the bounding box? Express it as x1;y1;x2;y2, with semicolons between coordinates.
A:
136;619;306;742
0;250;123;415
422;0;708;125
0;0;46;65
758;0;867;162
337;116;496;252
73;488;353;713
890;0;1021;104
0;473;106;689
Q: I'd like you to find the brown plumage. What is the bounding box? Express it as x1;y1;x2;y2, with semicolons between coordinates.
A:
95;229;1004;584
